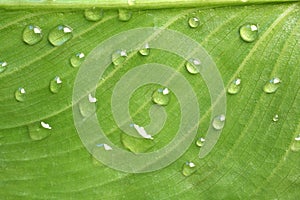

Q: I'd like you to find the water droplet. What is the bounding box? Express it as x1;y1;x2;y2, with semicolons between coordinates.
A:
79;96;97;117
182;161;196;176
88;93;97;103
0;61;8;73
133;124;153;140
22;25;43;45
139;43;150;56
15;87;26;102
48;25;73;46
96;143;113;151
196;137;205;147
28;122;51;141
49;76;62;94
239;23;259;42
128;0;136;5
188;17;200;28
272;114;279;122
263;78;281;94
118;9;132;22
112;50;127;65
212;114;226;130
227;78;241;94
41;121;52;129
70;52;85;67
152;88;170;106
185;58;200;74
291;135;300;152
84;7;104;22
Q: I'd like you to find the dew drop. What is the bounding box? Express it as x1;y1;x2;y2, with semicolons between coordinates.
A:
239;23;258;42
152;88;170;106
291;135;300;152
227;78;241;94
263;77;281;94
112;50;127;66
196;137;205;147
28;121;51;141
70;52;85;67
79;95;97;117
118;9;132;22
212;114;226;130
139;43;150;56
182;161;196;176
96;143;113;151
22;25;43;45
185;58;200;74
48;25;73;46
272;114;279;122
15;87;26;102
49;76;62;94
84;7;104;22
0;61;8;73
188;17;200;28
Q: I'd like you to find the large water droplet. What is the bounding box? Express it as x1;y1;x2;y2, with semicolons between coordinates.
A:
112;50;127;66
182;161;196;176
15;87;26;102
188;17;200;28
79;95;97;117
291;135;300;152
196;137;205;147
212;114;225;130
139;43;150;56
48;25;73;46
239;23;258;42
227;78;241;94
118;9;132;22
28;121;51;141
49;76;62;94
84;7;104;21
185;58;200;74
272;114;279;122
152;88;170;106
70;52;85;67
263;77;281;94
22;25;43;45
0;61;8;73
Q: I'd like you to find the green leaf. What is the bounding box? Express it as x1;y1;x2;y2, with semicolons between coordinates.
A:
1;1;299;199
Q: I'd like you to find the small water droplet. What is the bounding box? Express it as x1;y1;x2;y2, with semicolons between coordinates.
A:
272;114;279;122
49;76;62;94
15;87;26;102
112;50;127;65
28;121;51;141
239;23;258;42
96;143;113;151
48;25;73;46
212;114;226;130
196;137;205;147
118;9;132;22
22;25;43;45
84;7;104;21
79;95;97;117
41;121;52;130
88;93;97;103
128;0;136;5
152;88;170;106
185;58;200;74
139;43;150;56
188;17;200;28
182;161;196;176
291;135;300;152
263;77;281;94
227;78;241;94
0;61;8;73
70;52;85;67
